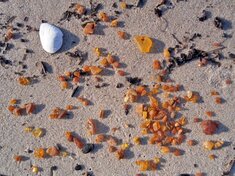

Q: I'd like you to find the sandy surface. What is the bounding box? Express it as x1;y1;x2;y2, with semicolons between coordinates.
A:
0;0;235;176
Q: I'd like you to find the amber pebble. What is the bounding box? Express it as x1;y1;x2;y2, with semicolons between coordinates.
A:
14;155;23;162
8;105;15;112
173;149;182;156
108;145;117;153
153;60;161;70
83;23;95;35
75;4;86;15
98;12;109;22
18;77;30;85
95;134;106;143
117;31;126;39
100;58;109;67
215;97;222;104
25;103;35;114
74;137;84;149
134;35;153;53
60;81;69;89
65;131;74;142
46;146;59;157
117;70;126;76
110;19;118;27
32;128;44;138
34;148;46;159
116;149;125;160
9;99;18;105
90;66;102;75
13;108;22;116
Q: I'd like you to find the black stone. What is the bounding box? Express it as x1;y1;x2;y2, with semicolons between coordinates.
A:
82;144;94;154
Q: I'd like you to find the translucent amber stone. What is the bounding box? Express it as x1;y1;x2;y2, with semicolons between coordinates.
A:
34;148;46;159
32;128;44;138
134;35;153;53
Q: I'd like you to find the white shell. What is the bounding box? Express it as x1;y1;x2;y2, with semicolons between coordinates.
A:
39;23;63;53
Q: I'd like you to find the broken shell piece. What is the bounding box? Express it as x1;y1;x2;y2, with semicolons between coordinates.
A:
39;23;63;53
133;35;153;53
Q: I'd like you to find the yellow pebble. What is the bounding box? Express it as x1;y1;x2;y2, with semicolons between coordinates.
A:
121;143;129;150
32;166;39;173
133;137;141;145
134;35;153;53
163;48;171;59
32;128;44;138
120;2;127;9
24;126;34;133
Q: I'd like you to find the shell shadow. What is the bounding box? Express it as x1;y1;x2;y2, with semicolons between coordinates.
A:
57;27;80;53
150;38;165;53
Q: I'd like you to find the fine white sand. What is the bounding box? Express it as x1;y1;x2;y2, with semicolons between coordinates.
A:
0;0;234;176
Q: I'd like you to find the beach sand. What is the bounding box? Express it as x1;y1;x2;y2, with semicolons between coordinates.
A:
0;0;234;176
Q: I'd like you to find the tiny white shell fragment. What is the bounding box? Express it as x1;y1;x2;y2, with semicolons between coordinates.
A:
39;23;63;53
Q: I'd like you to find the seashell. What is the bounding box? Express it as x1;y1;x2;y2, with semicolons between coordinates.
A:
39;23;63;53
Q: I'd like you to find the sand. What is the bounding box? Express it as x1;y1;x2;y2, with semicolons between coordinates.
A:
0;0;234;176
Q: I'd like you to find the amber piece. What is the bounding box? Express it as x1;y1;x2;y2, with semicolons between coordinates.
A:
58;75;66;81
74;137;84;149
32;128;44;138
163;48;171;59
87;119;96;135
108;145;117;152
153;60;161;70
215;97;222;104
24;126;34;132
66;105;74;110
64;71;71;77
133;137;141;145
34;148;46;159
112;61;120;68
120;143;129;150
107;136;118;146
9;99;18;105
77;97;89;106
49;107;67;119
83;23;95;35
25;103;35;114
120;2;127;9
99;110;105;119
203;141;214;150
65;131;74;142
209;154;216;160
82;65;91;72
117;31;126;39
116;149;125;160
73;71;81;77
160;146;170;154
136;86;146;96
124;89;138;103
149;96;158;108
210;90;219;96
95;134;106;143
18;77;30;85
214;140;224;149
117;70;126;76
201;120;218;135
110;19;118;27
98;12;109;22
90;66;102;75
100;58;109;67
195;173;204;176
46;146;59;157
32;166;39;173
13;108;22;116
14;155;23;162
205;111;214;117
8;105;15;113
173;149;182;156
5;26;13;42
187;140;196;146
75;4;86;15
60;81;69;89
134;35;153;53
